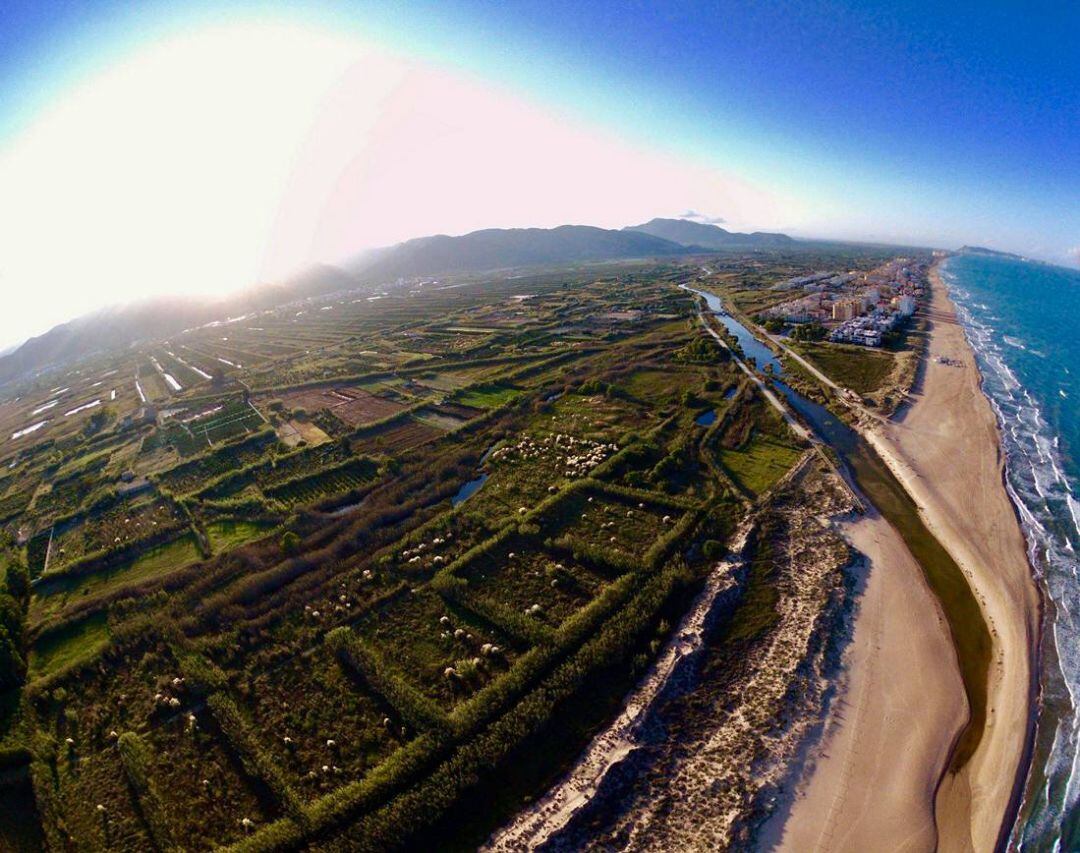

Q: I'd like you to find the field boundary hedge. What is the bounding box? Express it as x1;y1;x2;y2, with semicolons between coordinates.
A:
328;628;451;736
117;732;177;850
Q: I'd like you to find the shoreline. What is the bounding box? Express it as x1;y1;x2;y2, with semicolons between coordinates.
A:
758;504;965;852
761;257;1039;851
863;260;1039;850
931;260;1044;851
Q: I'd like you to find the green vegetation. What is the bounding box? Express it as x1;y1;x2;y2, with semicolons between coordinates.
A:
28;612;109;678
844;437;992;770
453;382;521;408
205;519;274;552
0;249;933;849
793;341;897;395
32;533;202;620
717;435;803;496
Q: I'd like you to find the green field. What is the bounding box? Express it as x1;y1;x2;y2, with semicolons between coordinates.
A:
28;612;110;678
793;342;896;395
32;533;202;620
453;382;521;408
717;433;804;496
205;519;275;552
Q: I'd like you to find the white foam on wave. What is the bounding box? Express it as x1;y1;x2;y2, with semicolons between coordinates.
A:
951;272;1080;847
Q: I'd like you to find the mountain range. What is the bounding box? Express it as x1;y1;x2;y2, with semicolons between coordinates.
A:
0;219;796;387
623;217;796;249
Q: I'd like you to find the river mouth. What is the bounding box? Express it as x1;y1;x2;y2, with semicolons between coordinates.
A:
686;283;992;771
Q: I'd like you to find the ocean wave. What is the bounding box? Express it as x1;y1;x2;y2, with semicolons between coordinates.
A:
950;282;1080;849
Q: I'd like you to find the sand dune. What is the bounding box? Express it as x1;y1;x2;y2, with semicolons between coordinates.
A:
762;509;965;852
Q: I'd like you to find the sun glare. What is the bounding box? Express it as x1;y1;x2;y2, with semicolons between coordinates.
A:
0;24;362;340
0;19;786;349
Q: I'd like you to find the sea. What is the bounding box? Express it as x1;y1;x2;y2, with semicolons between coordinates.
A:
941;252;1080;851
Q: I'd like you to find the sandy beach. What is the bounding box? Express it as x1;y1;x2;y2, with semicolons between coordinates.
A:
763;508;966;852
765;261;1039;851
861;264;1039;851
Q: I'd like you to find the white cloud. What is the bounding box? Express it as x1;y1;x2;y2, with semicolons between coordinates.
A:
678;210;726;224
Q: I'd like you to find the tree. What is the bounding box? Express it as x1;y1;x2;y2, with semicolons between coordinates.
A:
791;323;826;342
0;623;26;690
4;561;29;602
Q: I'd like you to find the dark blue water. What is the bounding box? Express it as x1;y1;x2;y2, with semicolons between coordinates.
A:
695;409;717;426
942;254;1080;851
681;285;783;372
452;473;488;506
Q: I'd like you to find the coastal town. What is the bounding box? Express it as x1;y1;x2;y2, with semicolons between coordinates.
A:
762;257;928;347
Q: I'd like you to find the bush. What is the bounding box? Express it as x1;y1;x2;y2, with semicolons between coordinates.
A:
703;539;724;559
117;732;176;850
280;531;301;555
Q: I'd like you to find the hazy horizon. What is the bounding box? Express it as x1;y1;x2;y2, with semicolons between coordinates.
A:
1;1;1076;352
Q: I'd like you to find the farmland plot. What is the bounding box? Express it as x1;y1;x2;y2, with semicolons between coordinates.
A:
142;712;279;849
458;544;609;628
264;458;379;508
547;490;679;561
355;589;519;709
241;648;401;798
271;385;406;427
351;417;442;455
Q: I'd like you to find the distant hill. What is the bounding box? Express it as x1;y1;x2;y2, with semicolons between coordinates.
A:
958;245;1024;261
352;225;690;280
624;217;795;249
0;264;362;388
0;218;798;388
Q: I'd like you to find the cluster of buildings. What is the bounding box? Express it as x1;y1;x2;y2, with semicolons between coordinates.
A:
764;258;927;347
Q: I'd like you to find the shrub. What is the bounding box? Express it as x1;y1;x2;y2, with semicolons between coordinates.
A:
117;732;176;850
703;539;724;559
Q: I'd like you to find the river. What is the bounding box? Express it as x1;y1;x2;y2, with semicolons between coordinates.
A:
684;283;992;771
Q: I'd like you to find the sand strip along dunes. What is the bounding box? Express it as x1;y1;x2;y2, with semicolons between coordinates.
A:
760;508;966;852
862;265;1039;851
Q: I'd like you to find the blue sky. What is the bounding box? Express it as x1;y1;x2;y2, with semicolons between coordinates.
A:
1;0;1077;270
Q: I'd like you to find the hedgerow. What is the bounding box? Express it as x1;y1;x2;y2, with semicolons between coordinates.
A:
117;732;176;850
327;628;451;736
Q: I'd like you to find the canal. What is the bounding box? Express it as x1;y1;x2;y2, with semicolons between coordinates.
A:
686;284;992;770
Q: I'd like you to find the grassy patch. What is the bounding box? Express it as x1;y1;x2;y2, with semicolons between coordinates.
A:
29;612;110;678
206;520;275;553
793;342;896;395
717;434;802;496
620;368;700;403
452;383;521;409
32;533;202;621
